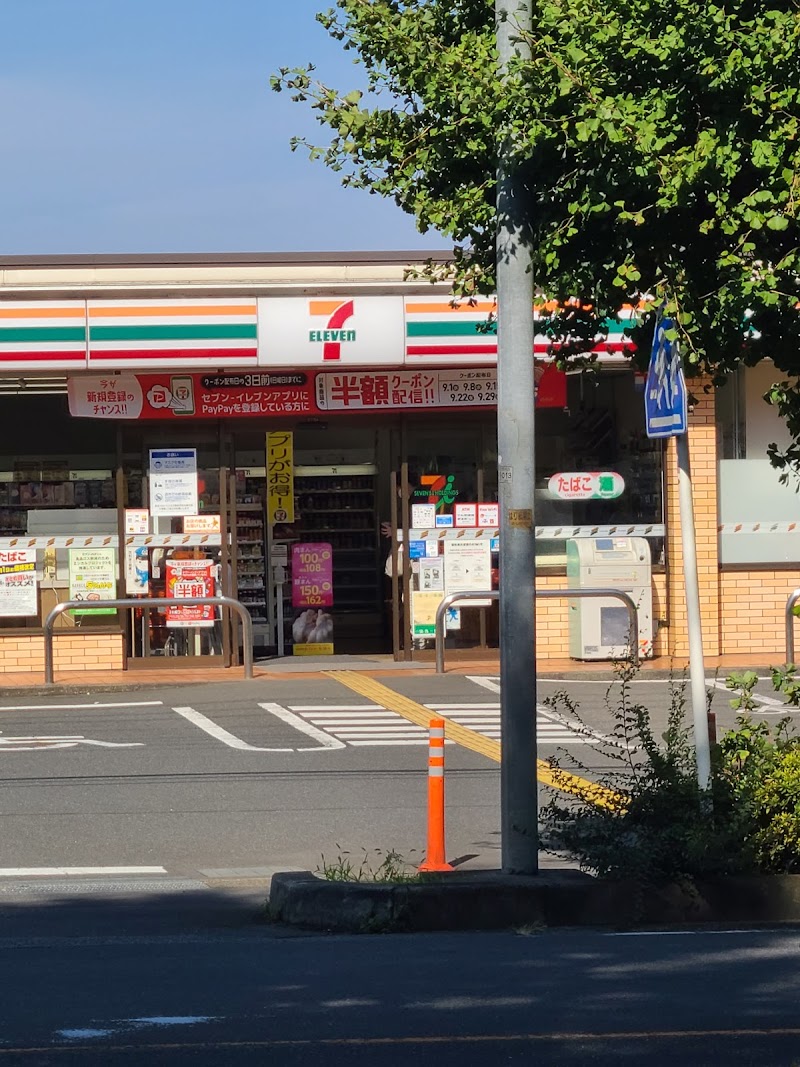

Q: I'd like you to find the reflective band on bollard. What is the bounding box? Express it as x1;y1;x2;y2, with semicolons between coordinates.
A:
418;718;454;873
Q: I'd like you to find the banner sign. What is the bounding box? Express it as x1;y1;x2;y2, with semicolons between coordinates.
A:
68;365;566;419
266;431;294;524
548;471;625;500
68;373;315;420
165;559;215;628
316;369;496;411
0;549;37;617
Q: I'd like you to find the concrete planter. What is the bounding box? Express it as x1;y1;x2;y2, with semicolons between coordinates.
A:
268;869;800;933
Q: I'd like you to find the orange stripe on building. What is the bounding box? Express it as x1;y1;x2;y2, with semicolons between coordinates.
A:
88;304;256;318
0;306;85;319
404;302;497;315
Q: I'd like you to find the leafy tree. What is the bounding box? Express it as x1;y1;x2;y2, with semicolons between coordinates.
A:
273;1;800;461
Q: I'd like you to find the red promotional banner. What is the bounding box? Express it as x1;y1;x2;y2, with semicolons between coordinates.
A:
67;365;567;420
68;372;315;420
165;559;216;628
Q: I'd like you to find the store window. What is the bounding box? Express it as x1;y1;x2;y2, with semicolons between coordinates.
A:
437;371;664;569
717;362;800;565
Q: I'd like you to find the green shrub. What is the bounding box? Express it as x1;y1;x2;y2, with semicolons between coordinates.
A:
540;663;800;884
717;717;800;873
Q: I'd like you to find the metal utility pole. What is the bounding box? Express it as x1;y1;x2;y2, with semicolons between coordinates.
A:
496;0;538;874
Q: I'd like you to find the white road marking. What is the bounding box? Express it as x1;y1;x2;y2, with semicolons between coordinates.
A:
289;704;385;712
349;739;430;746
0;701;164;711
57;1029;114;1040
285;701;606;747
605;929;758;937
0;866;167;877
172;706;293;752
0;734;144;752
57;1016;217;1043
466;675;501;695
259;702;346;751
128;1016;216;1027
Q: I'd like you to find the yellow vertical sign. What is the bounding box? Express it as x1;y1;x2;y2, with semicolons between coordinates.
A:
266;431;294;524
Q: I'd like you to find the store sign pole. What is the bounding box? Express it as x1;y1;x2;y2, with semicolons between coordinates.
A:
496;0;538;874
645;314;710;789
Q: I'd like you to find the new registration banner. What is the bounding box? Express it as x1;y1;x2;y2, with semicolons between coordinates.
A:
68;372;315;420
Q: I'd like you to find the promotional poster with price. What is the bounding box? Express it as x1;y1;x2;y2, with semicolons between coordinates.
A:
291;543;334;655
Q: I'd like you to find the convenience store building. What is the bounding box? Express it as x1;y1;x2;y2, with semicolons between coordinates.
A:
0;252;794;673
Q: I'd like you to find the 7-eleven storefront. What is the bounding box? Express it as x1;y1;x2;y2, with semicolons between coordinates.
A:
0;253;788;673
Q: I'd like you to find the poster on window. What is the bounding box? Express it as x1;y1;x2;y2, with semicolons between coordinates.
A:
125;545;150;596
266;431;295;524
68;547;116;615
0;549;37;617
165;559;215;628
443;539;493;608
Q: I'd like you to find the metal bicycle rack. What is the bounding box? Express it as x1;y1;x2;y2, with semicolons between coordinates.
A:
785;588;800;665
43;595;255;685
434;588;640;674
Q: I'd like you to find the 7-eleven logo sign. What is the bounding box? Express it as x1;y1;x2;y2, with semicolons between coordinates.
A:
308;300;356;360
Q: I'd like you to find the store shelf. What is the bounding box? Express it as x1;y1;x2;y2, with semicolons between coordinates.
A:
235;474;267;625
292;472;380;622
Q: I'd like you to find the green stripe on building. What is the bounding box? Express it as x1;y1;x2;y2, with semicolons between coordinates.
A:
0;327;86;343
90;324;257;342
406;321;486;338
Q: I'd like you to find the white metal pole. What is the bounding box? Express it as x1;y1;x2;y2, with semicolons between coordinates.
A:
675;431;711;789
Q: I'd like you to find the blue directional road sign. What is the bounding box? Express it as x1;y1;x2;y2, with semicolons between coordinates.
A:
644;314;688;438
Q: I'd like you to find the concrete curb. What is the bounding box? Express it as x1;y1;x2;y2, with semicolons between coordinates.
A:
268;869;800;933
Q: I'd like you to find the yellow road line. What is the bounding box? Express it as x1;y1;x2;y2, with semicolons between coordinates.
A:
326;671;620;808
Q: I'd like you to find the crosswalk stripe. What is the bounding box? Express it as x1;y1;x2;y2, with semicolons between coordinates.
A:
282;696;603;748
328;672;622;810
289;705;385;712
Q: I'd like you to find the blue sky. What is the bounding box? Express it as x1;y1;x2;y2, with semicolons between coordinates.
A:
0;0;446;255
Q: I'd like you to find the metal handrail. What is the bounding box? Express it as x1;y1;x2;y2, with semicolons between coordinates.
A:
785;588;800;665
434;588;640;673
43;596;254;685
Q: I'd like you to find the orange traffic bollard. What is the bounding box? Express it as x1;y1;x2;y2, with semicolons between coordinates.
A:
418;718;454;873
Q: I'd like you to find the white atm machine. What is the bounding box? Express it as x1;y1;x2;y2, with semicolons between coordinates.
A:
566;537;653;660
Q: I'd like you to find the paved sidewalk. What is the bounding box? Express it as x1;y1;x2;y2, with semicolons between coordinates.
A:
0;649;783;693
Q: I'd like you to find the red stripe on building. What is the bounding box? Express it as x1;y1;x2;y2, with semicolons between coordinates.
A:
406;344;498;356
0;352;85;362
88;348;258;361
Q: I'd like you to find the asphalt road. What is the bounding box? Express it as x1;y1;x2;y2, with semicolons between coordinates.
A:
0;910;798;1065
0;670;796;878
